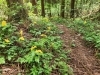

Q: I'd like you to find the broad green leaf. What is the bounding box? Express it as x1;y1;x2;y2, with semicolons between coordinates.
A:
0;44;5;47
0;57;5;64
35;56;39;63
8;55;13;61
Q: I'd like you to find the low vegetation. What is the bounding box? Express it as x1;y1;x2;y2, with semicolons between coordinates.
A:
0;14;73;75
67;18;100;57
0;0;100;75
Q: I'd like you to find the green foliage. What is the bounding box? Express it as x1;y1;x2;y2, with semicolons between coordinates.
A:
0;0;7;21
56;61;73;75
68;18;100;55
0;16;71;75
0;56;5;64
0;1;72;75
0;21;18;62
1;0;100;74
50;16;67;24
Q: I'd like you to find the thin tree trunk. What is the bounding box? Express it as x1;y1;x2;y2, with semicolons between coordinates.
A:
75;0;79;17
41;0;45;17
70;0;75;18
47;0;51;17
6;0;28;22
60;0;65;18
31;0;38;14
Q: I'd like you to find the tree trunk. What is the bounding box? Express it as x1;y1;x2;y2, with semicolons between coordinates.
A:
6;0;28;22
30;0;38;14
75;0;79;17
70;0;75;18
47;0;51;17
60;0;65;18
41;0;45;17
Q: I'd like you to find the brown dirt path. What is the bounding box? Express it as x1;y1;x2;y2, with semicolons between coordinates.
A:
58;25;100;75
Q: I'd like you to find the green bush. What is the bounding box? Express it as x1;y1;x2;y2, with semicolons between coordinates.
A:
0;17;71;75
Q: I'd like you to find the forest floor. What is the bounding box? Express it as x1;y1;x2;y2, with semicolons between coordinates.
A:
1;24;100;75
58;25;100;75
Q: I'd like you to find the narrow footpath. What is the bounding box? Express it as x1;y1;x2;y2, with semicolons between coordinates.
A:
58;25;100;75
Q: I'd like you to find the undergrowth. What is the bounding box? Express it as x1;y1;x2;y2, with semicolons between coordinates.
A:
51;16;100;58
0;14;73;75
67;18;100;58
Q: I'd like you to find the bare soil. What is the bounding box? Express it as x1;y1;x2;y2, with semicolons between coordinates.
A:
58;25;100;75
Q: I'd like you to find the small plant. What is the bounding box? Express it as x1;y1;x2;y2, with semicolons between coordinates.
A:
57;61;73;75
0;18;72;75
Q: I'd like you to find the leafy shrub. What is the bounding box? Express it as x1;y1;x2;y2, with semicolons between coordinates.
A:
0;17;71;75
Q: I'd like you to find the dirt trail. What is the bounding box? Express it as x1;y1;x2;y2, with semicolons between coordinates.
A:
58;25;100;75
